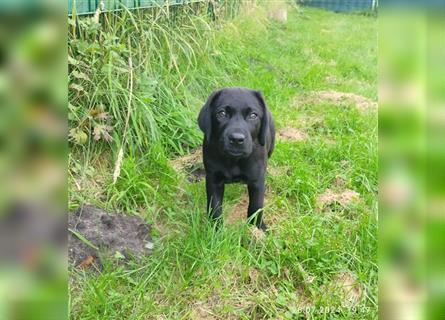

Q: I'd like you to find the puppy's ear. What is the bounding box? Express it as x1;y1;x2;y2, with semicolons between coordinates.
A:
198;90;222;143
253;90;270;146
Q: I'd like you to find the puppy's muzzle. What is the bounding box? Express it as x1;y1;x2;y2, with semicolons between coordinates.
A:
228;132;245;145
222;129;252;158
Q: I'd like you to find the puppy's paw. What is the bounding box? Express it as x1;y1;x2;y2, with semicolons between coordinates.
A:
257;222;268;232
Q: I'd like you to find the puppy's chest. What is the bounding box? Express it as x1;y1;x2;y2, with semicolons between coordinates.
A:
219;165;247;184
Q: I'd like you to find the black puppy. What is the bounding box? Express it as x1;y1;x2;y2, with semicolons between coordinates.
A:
198;87;275;231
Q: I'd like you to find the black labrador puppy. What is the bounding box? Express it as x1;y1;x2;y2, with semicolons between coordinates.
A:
198;87;275;231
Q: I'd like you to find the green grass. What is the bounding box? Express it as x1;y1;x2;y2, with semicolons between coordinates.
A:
69;4;377;319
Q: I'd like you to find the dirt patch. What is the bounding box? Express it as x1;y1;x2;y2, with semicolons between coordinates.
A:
190;308;217;319
169;149;205;182
277;127;308;142
187;167;206;182
191;300;219;320
296;90;377;111
68;205;152;268
226;192;277;231
316;188;360;210
227;193;271;226
322;271;363;308
169;149;202;171
227;194;249;225
333;175;346;187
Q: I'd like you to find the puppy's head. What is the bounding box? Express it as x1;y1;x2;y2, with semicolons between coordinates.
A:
198;87;270;158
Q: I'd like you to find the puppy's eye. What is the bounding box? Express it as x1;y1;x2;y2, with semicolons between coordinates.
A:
216;110;227;119
249;112;258;120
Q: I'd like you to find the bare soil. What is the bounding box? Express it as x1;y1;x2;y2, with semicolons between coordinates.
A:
296;90;377;111
68;205;152;268
277;127;308;142
316;188;360;210
169;149;205;182
227;194;249;225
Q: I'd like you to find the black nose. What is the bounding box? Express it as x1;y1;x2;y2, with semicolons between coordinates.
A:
229;133;245;145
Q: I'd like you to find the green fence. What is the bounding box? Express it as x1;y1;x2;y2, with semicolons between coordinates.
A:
296;0;377;12
68;0;203;15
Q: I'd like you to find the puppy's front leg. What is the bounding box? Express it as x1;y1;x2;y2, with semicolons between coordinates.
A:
247;180;267;231
205;177;225;222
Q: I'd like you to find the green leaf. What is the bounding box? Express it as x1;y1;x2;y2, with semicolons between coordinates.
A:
69;228;98;250
114;251;125;260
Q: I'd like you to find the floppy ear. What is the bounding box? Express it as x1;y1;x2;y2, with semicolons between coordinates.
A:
253;90;270;146
198;90;222;143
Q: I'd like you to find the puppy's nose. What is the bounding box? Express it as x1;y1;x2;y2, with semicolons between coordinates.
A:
229;133;245;145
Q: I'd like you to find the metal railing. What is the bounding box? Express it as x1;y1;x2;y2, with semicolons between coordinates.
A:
296;0;377;12
68;0;204;15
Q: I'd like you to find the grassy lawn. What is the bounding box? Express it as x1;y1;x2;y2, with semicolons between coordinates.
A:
69;4;377;319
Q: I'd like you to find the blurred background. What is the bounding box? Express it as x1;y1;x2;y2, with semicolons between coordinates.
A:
0;1;67;319
379;3;445;320
0;0;443;319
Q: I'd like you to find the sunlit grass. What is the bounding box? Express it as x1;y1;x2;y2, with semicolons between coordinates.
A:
69;4;377;319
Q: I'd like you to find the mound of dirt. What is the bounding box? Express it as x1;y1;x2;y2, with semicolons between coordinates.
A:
316;188;360;210
296;90;377;111
277;127;308;142
169;149;205;182
68;205;152;268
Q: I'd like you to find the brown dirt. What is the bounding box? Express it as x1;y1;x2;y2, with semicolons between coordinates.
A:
316;188;360;210
68;205;152;268
227;194;249;225
169;149;205;182
296;90;377;111
226;192;279;235
333;175;346;187
277;127;308;142
169;149;202;171
227;192;273;225
191;295;220;320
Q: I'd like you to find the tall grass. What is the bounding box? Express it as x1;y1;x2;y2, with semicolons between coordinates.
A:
68;1;252;210
68;1;244;161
